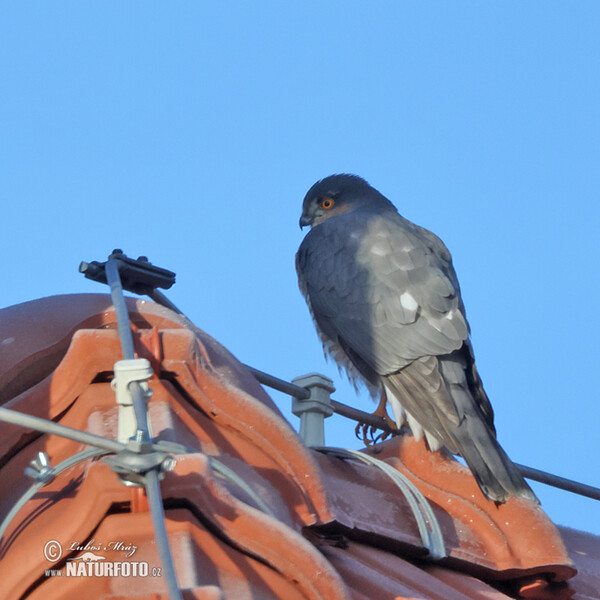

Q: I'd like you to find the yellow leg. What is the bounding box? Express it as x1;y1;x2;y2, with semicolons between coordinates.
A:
354;390;399;446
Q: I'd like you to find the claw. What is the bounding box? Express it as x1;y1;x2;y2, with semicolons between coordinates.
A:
354;391;401;446
355;422;376;446
372;429;392;444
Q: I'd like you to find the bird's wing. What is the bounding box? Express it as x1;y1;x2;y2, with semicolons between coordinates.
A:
296;209;470;376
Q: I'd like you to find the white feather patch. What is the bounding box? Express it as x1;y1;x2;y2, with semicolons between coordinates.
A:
384;384;405;429
384;384;443;451
400;292;418;311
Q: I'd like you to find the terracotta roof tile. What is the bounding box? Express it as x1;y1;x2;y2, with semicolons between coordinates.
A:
558;528;600;600
0;294;596;600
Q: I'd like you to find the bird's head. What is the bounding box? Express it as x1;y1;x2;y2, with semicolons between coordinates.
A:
299;173;395;229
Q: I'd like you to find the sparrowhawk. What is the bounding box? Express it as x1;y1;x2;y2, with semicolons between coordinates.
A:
296;173;537;503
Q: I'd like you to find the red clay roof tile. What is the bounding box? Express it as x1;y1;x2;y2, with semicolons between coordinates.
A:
0;294;596;600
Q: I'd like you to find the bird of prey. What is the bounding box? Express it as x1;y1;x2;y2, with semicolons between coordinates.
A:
296;174;537;503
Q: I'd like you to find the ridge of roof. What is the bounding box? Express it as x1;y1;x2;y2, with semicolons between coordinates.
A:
0;294;594;600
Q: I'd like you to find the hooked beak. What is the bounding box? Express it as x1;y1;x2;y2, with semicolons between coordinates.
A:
299;214;312;229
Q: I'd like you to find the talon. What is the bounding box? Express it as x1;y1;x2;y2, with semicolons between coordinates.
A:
372;430;385;444
374;428;395;445
354;422;364;440
354;390;401;446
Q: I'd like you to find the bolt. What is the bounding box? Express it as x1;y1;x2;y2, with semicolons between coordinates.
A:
25;451;54;483
162;456;177;472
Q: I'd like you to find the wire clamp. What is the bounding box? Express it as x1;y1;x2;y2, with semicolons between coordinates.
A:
104;448;176;487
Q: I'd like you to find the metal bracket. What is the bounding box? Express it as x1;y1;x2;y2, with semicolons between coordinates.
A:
104;446;176;487
111;358;154;444
291;373;335;447
79;250;176;296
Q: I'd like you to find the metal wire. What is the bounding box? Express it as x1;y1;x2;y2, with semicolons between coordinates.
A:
0;412;181;598
314;447;446;559
0;448;108;546
208;458;277;517
153;441;277;518
243;365;310;400
0;407;125;453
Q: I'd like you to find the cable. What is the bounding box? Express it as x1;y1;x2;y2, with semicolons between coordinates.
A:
0;448;108;545
313;446;446;559
153;441;277;518
0;407;124;453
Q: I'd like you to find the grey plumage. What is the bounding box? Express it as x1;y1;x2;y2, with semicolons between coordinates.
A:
296;174;537;503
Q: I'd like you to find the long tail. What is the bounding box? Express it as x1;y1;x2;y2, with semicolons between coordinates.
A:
448;402;538;503
384;354;538;504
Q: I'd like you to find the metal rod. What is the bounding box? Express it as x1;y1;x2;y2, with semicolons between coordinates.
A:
243;365;310;399
105;257;151;439
245;365;393;431
149;290;185;316
0;407;124;453
515;463;600;501
144;469;183;600
330;399;394;433
104;257;180;598
105;258;136;360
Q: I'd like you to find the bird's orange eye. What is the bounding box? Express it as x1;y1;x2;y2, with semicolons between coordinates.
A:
320;197;335;210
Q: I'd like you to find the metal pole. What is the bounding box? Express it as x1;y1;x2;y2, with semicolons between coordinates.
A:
105;258;136;360
148;290;185;316
330;399;393;434
105;255;181;600
244;365;310;399
515;463;600;501
105;257;151;440
144;469;183;600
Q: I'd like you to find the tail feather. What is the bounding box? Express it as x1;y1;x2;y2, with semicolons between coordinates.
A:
456;407;538;503
384;353;538;504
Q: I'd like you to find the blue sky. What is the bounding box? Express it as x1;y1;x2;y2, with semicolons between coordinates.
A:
1;3;598;534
